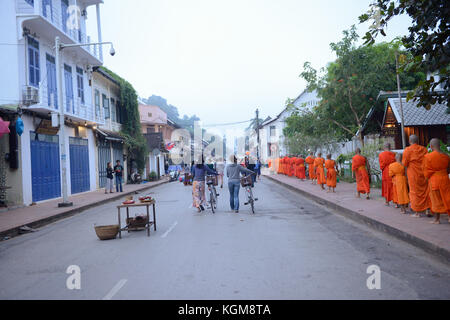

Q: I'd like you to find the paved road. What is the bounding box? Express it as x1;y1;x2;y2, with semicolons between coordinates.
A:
0;177;449;299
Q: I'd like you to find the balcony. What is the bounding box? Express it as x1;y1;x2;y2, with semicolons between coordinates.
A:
24;79;104;126
16;0;103;65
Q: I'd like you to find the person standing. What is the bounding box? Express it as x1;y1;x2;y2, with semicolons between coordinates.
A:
314;153;326;190
192;159;217;212
216;158;226;188
325;154;338;193
379;143;396;206
105;162;114;194
114;160;124;193
423;138;450;224
296;155;306;180
305;152;316;183
389;153;410;214
255;158;262;181
226;155;255;213
402;135;431;217
352;148;370;199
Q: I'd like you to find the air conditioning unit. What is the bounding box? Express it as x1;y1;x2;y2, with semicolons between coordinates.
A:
22;86;39;106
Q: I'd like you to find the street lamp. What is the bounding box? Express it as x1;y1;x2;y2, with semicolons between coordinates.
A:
55;36;115;207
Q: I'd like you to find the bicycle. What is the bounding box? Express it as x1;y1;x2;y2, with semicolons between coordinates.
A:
206;175;219;213
241;174;258;214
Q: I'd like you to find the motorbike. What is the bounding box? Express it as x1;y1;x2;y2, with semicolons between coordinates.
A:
130;170;142;184
169;170;180;182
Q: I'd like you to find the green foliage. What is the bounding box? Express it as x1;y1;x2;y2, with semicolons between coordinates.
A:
297;26;424;146
426;141;450;156
100;66;148;172
148;171;157;181
359;0;449;112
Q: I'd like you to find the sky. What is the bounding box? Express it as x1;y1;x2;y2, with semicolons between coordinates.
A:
86;0;412;136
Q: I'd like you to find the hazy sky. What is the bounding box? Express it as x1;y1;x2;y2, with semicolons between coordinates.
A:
87;0;411;133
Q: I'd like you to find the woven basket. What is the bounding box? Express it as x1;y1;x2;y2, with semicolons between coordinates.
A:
206;175;218;186
240;175;253;187
94;225;119;240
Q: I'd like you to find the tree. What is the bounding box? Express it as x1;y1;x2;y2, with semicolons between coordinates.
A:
299;26;424;146
359;0;449;111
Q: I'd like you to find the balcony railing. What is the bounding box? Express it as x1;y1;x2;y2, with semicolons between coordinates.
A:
17;0;102;62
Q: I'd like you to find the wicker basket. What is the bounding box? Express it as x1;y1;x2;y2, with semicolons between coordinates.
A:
94;225;119;240
126;216;149;231
206;175;218;186
240;175;253;187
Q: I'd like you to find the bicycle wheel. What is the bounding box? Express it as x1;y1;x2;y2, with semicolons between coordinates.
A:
210;190;215;214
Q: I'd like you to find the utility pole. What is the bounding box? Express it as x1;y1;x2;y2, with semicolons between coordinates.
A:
256;108;260;162
395;52;406;149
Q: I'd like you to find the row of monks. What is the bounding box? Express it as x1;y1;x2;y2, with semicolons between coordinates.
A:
268;153;339;192
268;135;450;224
379;136;450;224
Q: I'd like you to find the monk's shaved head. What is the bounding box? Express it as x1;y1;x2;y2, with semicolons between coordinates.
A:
430;138;441;150
409;135;418;144
327;154;331;159
318;152;322;157
355;148;361;154
384;142;391;150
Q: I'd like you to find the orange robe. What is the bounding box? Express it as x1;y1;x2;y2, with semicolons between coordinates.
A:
403;144;430;212
288;157;294;177
314;157;326;185
325;159;337;188
296;158;306;179
423;151;450;214
305;156;316;180
352;154;370;194
276;158;282;174
283;157;289;175
389;162;409;205
379;151;396;203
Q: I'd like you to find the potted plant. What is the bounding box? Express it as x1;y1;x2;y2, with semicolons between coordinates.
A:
148;171;158;181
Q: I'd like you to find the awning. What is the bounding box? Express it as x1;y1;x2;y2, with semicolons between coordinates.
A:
96;128;125;142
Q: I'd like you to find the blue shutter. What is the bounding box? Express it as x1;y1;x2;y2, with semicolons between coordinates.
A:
46;54;58;109
64;64;74;113
76;67;84;104
61;0;69;33
28;37;40;87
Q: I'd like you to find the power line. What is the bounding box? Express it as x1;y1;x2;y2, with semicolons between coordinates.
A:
203;119;252;128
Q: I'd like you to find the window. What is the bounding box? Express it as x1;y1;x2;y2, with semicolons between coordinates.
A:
147;126;155;133
28;37;40;87
76;67;84;104
111;98;116;122
61;0;69;33
95;90;100;117
270;126;276;137
25;0;34;6
102;94;110;119
148;112;152;118
42;0;53;20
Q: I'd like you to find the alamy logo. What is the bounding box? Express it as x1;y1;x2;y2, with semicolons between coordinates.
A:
66;265;81;290
366;265;381;290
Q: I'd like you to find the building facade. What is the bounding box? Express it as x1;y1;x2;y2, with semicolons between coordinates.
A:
0;0;106;206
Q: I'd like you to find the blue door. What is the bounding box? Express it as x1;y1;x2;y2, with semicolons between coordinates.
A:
46;54;57;109
30;132;61;202
64;64;74;113
69;137;90;194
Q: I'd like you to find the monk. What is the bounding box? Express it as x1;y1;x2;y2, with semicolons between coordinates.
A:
314;153;326;190
352;148;371;199
288;156;295;177
403;135;431;218
389;153;409;214
423;138;450;224
283;156;290;175
305;152;316;184
296;155;306;180
277;157;282;174
325;154;338;193
379;142;396;206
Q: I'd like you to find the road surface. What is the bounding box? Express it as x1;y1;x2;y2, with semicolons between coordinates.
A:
0;177;449;299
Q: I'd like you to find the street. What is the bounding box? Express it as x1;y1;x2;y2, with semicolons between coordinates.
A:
0;177;449;300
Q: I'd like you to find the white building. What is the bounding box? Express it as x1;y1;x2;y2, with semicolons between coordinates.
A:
0;0;107;206
256;89;320;164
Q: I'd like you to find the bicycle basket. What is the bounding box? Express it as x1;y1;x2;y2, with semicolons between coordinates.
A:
240;175;252;187
206;175;218;186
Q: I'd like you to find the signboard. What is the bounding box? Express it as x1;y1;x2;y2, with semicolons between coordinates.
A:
36;119;59;135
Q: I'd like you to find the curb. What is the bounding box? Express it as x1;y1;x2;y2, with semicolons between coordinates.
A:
264;174;450;263
0;179;170;240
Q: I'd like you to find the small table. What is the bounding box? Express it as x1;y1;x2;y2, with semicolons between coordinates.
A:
117;200;156;238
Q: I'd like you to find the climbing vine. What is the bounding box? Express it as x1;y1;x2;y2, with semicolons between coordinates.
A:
100;67;148;172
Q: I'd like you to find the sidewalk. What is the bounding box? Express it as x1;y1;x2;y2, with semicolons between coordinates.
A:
264;172;450;262
0;178;169;239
